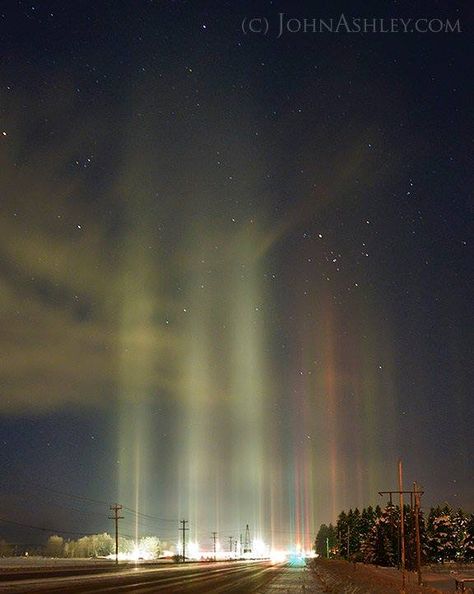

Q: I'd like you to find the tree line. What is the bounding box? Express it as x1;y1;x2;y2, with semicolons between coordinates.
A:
315;503;474;567
0;534;163;559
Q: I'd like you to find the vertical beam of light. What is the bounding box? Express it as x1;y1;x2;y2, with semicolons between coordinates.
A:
178;227;234;542
229;227;266;540
178;224;270;544
289;303;318;551
297;289;400;528
319;301;340;523
116;227;157;539
352;299;399;501
135;439;141;544
268;461;283;550
180;286;212;540
114;141;162;540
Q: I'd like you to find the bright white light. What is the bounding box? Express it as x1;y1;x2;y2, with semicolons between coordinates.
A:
252;538;269;558
131;546;143;561
270;550;287;563
107;549;152;562
188;541;200;559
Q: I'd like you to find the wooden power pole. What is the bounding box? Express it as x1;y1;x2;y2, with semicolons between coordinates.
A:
180;520;188;562
212;532;218;560
398;460;406;592
379;463;425;592
414;482;422;586
109;504;123;565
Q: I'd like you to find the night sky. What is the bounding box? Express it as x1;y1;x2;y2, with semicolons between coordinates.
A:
0;1;472;551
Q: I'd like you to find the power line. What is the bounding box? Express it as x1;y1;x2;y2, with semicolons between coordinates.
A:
122;507;178;523
33;485;179;524
0;515;147;544
0;516;101;537
13;490;110;521
22;482;109;507
17;479;179;525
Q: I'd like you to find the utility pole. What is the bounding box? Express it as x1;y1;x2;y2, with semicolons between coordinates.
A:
379;464;425;593
347;525;350;559
109;504;123;565
228;536;233;554
180;520;188;562
212;531;218;560
414;482;422;586
326;536;329;558
399;460;406;592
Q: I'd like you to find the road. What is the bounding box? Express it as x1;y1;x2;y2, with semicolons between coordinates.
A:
0;560;324;593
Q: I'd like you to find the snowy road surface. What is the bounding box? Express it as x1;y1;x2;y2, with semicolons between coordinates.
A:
0;559;326;593
0;560;319;593
262;560;324;592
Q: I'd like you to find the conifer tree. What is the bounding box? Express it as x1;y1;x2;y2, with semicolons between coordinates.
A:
347;508;362;558
404;504;427;570
315;523;337;557
426;505;457;563
453;509;468;561
360;506;376;538
336;510;348;558
461;513;474;562
361;503;398;567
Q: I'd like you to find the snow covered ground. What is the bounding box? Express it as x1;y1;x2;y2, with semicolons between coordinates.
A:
0;557;173;568
0;557;113;568
371;564;474;592
310;558;474;593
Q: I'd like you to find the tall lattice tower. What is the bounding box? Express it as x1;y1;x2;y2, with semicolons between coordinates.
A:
243;523;252;554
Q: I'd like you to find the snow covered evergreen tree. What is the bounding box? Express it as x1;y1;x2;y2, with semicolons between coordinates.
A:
360;506;377;539
347;508;362;558
426;505;457;563
336;510;348;558
461;513;474;562
315;523;337;557
453;509;468;562
336;508;364;559
360;502;398;566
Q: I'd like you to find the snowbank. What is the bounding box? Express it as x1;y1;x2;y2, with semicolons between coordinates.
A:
311;559;444;594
